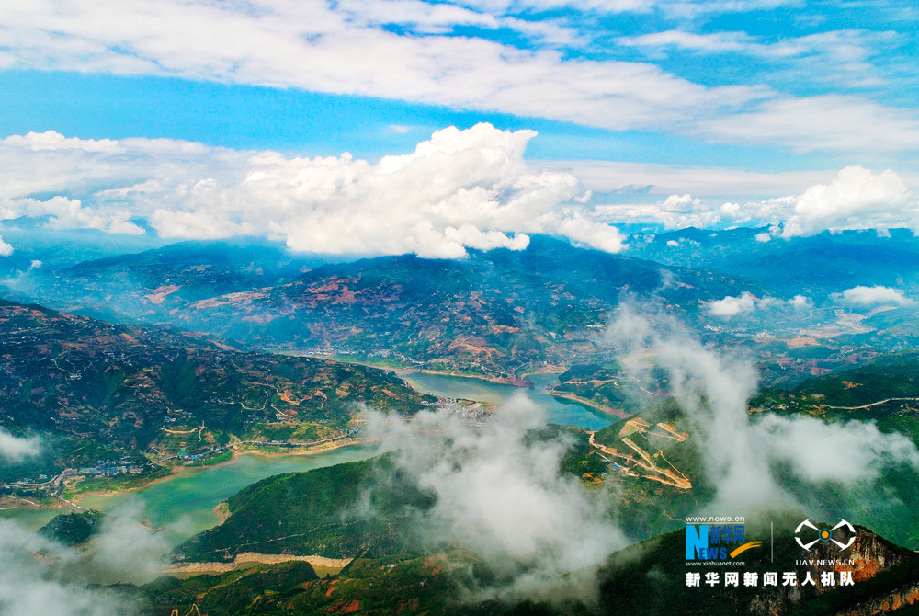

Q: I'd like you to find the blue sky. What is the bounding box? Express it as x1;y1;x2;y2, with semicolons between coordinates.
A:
0;70;821;170
0;0;917;257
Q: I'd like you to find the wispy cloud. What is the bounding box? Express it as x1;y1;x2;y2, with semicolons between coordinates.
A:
1;0;917;157
543;160;832;201
605;305;919;511
364;395;626;600
699;96;919;153
0;0;759;133
0;502;171;616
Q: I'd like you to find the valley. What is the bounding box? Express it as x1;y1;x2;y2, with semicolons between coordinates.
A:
5;233;919;616
3;8;918;612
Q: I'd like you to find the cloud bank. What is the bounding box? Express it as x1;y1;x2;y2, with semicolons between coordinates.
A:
0;125;624;257
596;166;919;238
2;128;915;255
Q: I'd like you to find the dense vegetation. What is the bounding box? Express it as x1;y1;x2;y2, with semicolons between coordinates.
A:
552;362;670;414
175;456;434;562
38;509;105;546
177;427;604;564
151;521;919;616
0;299;432;456
754;350;919;443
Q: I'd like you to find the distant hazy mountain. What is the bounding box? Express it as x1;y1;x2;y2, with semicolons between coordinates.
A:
13;236;764;379
630;227;919;297
4;238;326;322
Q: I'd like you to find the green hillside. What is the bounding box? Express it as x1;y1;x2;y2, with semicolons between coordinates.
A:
0;299;433;490
146;554;473;616
175;456;431;562
591;399;713;539
597;522;919;616
754;351;919;442
551;362;670;415
38;509;105;546
150;520;919;616
177;428;604;563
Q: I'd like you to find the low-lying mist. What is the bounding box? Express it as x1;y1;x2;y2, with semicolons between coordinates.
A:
363;396;627;602
605;305;919;514
0;502;171;616
0;427;41;462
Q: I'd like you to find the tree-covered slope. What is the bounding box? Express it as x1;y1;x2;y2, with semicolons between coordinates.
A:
0;299;432;470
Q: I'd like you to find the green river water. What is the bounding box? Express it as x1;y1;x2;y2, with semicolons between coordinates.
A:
402;371;614;431
0;372;612;544
0;446;377;540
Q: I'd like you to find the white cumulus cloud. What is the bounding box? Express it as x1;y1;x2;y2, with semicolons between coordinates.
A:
704;292;757;316
833;285;911;306
0;125;624;257
704;292;813;316
780;166;915;238
788;294;813;309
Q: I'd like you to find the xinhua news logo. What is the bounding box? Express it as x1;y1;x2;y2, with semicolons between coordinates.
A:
686;517;761;561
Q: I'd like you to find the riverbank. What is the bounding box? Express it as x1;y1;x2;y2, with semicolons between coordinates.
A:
69;438;365;507
269;349;540;388
415;369;531;386
0;495;62;510
163;553;353;578
547;390;630;419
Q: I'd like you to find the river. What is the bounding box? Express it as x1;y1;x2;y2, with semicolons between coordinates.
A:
1;372;612;543
0;446;377;538
402;371;613;431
